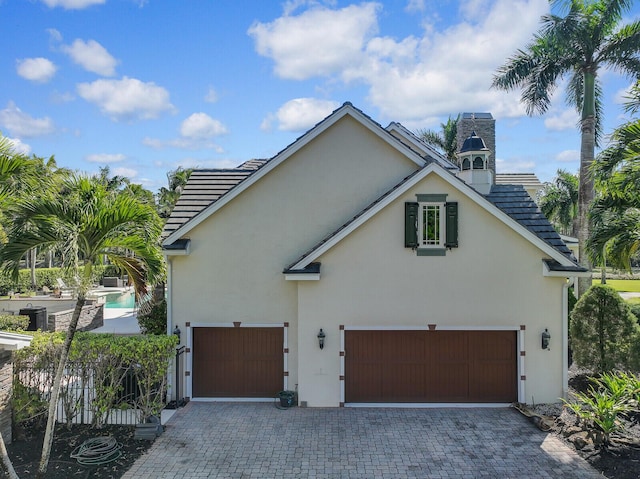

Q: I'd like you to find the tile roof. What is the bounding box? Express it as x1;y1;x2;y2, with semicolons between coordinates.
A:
161;160;268;238
495;173;543;190
485;184;574;259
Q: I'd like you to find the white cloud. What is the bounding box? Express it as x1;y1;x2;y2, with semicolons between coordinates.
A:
0;102;55;138
41;0;105;9
77;77;175;121
5;137;32;155
495;157;536;173
113;166;138;178
544;109;578;131
249;0;549;121
180;113;228;139
143;113;228;150
86;153;126;163
204;87;218;103
405;0;425;13
556;150;579;163
248;3;380;80
62;39;118;76
16;57;57;83
265;98;341;132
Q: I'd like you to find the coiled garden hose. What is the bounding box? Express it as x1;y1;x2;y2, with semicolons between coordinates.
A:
70;436;122;465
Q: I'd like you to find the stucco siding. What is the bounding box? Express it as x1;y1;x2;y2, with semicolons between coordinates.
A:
170;115;420;395
297;173;566;406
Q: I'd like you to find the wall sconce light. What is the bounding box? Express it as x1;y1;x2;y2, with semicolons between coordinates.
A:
317;329;326;350
541;328;550;350
173;325;181;343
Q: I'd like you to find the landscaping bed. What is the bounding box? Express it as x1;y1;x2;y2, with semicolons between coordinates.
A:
531;370;640;479
5;423;154;479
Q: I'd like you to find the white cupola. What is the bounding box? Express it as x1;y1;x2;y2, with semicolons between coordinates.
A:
457;131;493;195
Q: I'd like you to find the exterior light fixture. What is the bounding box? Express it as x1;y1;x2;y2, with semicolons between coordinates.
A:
317;329;326;350
541;328;550;350
173;325;181;343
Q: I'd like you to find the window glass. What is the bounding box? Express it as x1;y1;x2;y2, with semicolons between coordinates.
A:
421;204;440;246
473;156;484;169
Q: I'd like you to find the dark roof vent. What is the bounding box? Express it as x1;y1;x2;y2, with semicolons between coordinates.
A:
460;131;489;153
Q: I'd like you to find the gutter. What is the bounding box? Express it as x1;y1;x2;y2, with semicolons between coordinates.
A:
562;278;574;399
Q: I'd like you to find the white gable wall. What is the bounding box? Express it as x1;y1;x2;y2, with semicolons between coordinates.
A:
170;115;420;394
297;173;567;406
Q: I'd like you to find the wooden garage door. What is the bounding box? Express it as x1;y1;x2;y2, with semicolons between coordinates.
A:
192;327;283;398
345;330;516;403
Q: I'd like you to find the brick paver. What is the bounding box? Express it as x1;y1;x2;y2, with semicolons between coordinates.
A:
122;403;601;479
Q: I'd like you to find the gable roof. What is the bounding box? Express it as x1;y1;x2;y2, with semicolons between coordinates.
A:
285;163;585;274
162;102;427;246
162;162;268;239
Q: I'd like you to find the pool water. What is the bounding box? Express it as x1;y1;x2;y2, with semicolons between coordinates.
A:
104;291;136;309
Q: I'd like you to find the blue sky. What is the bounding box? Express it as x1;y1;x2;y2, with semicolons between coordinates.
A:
1;0;639;193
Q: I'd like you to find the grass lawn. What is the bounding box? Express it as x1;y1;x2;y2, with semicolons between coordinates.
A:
593;279;640;292
627;297;640;305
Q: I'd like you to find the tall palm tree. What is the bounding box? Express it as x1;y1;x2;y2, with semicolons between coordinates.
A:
416;115;460;163
589;83;640;274
539;169;579;236
0;175;164;477
492;0;640;295
157;166;193;218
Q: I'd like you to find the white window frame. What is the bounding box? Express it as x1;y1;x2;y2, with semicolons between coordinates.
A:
418;201;446;248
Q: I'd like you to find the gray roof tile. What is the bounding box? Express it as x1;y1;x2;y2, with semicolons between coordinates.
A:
162;161;269;238
485;184;575;260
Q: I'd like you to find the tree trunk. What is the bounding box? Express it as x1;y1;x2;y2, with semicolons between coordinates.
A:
36;294;85;478
30;248;37;290
0;430;19;479
601;244;606;284
577;71;597;297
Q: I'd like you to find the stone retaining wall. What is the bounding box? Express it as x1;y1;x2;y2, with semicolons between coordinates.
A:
0;350;12;444
48;303;104;332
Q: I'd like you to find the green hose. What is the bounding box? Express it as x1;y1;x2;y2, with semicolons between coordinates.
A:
70;436;122;466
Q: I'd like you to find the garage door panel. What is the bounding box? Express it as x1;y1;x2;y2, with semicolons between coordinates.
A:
193;327;283;398
381;364;426;401
345;330;517;403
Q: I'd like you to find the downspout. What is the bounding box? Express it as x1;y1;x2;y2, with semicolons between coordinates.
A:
562;277;574;399
166;255;174;400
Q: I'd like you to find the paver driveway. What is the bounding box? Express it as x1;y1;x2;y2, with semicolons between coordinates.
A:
123;402;600;479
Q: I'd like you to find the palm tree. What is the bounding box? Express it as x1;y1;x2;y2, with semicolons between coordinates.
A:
539;169;579;236
0;174;164;477
157;166;193;218
589;83;640;274
416;115;460;163
492;0;640;295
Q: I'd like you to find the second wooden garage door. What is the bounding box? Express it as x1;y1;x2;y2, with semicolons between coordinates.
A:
192;327;283;398
345;330;517;403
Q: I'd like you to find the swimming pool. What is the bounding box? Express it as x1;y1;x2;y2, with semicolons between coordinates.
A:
104;291;136;309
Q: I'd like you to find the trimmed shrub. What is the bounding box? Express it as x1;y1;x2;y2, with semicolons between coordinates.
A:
0;314;29;331
137;299;167;335
570;284;639;372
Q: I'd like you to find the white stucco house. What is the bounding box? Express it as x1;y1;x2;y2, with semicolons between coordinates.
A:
162;103;589;407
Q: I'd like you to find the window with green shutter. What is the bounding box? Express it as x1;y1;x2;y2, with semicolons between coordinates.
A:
405;196;458;254
405;202;418;248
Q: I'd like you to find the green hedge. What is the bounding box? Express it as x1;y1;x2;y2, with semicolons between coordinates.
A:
0;314;29;331
0;265;121;295
13;331;178;427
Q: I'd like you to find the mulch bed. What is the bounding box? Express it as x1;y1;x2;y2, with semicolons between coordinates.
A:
4;423;154;479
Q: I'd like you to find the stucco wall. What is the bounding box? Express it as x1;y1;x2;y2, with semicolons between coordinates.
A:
296;173;567;406
171;115;419;395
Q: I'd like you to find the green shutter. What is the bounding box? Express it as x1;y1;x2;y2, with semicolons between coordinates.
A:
405;202;418;248
445;202;458;248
